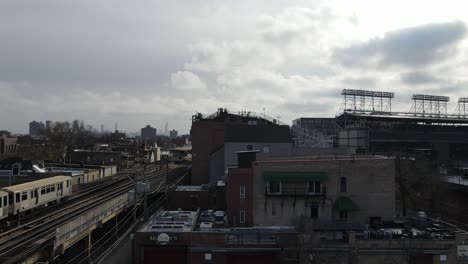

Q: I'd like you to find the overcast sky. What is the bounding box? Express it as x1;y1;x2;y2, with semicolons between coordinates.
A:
2;0;468;134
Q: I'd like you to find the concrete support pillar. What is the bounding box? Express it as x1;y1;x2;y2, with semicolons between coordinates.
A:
86;232;92;258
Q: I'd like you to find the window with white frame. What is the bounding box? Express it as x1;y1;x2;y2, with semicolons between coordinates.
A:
240;186;246;199
307;181;322;195
239;210;245;223
262;145;270;153
267;181;282;194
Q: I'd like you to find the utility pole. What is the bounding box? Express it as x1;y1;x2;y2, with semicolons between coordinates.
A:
143;165;148;220
124;172;139;223
134;171;138;223
166;160;169;183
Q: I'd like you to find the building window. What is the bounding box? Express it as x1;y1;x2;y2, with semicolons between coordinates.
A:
262;145;270;153
239;210;245;223
246;145;253;151
271;203;277;216
310;204;319;219
267;181;282;194
240;186;245;199
307;181;322;195
340;177;347;193
339;211;348;220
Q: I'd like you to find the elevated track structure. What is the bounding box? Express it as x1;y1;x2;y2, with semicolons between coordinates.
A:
0;163;190;264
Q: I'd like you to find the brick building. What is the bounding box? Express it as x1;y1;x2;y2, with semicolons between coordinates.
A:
253;155;395;225
190;108;280;185
226;154;395;228
133;210;297;264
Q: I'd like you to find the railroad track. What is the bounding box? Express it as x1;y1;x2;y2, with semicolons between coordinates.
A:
0;164;162;232
0;164;189;263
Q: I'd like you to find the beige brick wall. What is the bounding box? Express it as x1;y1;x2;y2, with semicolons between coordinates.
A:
253;157;395;226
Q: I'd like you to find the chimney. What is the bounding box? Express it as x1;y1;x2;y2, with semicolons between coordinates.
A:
235;150;260;168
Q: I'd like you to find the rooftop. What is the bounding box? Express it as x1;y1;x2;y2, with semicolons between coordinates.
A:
140;210;198;233
170;146;192;152
175;185;208;191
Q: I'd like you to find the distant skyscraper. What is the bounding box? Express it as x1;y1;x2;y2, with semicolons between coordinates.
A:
169;129;178;138
45;120;53;131
115;122;118;132
100;124;105;134
29;121;45;136
164;122;169;136
141;125;157;140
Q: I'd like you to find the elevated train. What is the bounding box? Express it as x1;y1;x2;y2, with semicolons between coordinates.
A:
0;176;72;221
0;162;189;225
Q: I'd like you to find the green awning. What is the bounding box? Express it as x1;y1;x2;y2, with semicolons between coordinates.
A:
263;171;328;182
334;197;359;211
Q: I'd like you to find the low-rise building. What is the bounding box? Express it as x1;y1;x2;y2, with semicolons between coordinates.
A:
253;155;395;226
70;150;133;169
133;210;297;264
0;131;18;160
226;154;395;227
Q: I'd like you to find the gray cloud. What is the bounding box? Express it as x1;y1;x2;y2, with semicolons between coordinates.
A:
1;1;468;135
401;71;441;85
334;21;467;68
281;102;332;113
342;77;377;87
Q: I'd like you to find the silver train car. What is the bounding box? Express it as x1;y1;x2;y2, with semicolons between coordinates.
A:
0;176;72;220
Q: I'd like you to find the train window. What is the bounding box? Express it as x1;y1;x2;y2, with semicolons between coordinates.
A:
31;190;34;198
51;185;55;192
67;180;70;188
22;192;27;201
0;198;2;208
15;193;19;203
41;187;45;195
3;196;5;207
47;186;51;193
